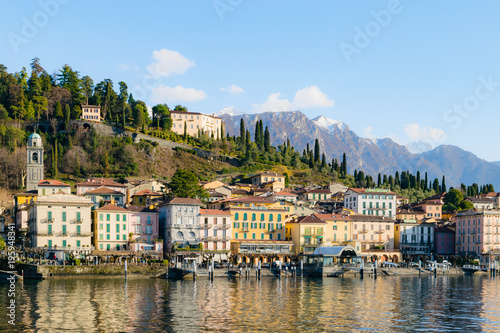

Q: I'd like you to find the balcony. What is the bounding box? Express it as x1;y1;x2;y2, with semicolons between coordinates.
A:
70;218;83;224
70;232;93;237
172;224;198;229
201;236;214;241
358;229;368;234
241;227;249;232
375;230;385;234
200;223;213;229
214;224;231;230
40;218;54;223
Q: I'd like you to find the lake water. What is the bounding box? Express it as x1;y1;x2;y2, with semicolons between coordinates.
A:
1;274;500;332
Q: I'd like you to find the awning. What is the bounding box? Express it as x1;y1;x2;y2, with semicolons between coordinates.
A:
304;236;311;238
316;236;323;238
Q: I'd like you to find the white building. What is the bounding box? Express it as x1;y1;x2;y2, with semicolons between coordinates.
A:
27;193;94;251
199;209;232;251
159;198;202;251
38;179;71;196
94;204;130;251
395;220;434;258
344;188;397;218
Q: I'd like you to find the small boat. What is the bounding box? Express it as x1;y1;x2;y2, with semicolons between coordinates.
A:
225;270;240;278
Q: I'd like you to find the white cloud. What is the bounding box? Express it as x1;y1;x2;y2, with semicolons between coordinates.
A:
293;86;335;109
151;85;206;104
146;49;195;78
404;123;447;144
220;84;244;95
364;126;375;139
117;63;130;70
251;86;334;113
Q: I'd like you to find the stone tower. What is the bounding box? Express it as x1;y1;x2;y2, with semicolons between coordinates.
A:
26;133;44;191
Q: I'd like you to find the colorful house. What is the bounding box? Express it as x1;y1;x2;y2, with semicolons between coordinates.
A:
286;215;327;254
131;189;163;206
93;204;129;251
199;209;232;251
127;205;162;252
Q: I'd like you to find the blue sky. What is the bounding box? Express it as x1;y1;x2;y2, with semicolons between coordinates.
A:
2;1;500;161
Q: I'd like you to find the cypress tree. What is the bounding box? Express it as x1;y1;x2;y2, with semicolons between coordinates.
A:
433;178;440;192
395;171;400;186
442;175;446;192
416;171;421;189
342;153;347;177
377;173;381;187
239;118;245;144
52;140;58;178
424;172;428;191
264;126;270;152
220;122;225;141
314;139;320;163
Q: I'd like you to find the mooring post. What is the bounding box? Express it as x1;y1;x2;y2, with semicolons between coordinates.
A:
193;261;196;280
258;260;261;279
360;260;364;279
125;259;127;279
300;259;304;277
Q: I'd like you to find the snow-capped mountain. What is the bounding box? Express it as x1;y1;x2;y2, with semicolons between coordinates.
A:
214;106;246;117
406;141;433;154
312;115;346;131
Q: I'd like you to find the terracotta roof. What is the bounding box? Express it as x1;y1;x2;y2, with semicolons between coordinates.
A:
435;226;455;234
84;186;124;195
209;191;226;197
251;171;285;178
127;205;158;213
306;189;331;194
290;215;327;224
314;213;352;221
132;189;163;197
76;178;128;187
466;197;495;203
200;209;231;216
38;179;69;186
221;196;275;204
232;189;250;195
167;198;203;205
350;215;395;222
96;204;129;212
274;191;296;196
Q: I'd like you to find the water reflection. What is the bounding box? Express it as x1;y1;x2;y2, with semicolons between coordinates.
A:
1;275;500;332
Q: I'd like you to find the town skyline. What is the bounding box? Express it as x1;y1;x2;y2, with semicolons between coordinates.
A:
2;1;500;161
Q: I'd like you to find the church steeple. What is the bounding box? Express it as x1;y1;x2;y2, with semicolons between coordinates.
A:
27;133;44;191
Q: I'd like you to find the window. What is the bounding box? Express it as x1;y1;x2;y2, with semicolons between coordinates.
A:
106;224;110;233
116;224;120;233
48;240;52;247
235;232;239;239
106;214;110;221
252;233;256;239
277;214;281;222
252;213;256;221
77;240;81;247
261;213;265;221
48;211;52;221
235;213;239;221
122;214;126;222
269;214;273;222
147;216;151;224
269;234;273;240
261;233;264;239
76;212;81;222
243;213;248;221
62;212;66;222
99;234;103;240
116;214;120;222
99;214;103;221
116;235;120;240
107;234;110;240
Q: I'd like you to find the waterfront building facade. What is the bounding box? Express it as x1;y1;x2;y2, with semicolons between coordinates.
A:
314;213;352;246
434;226;455;256
199;209;232;251
286;215;327;254
127;205;162;252
350;215;395;252
394;220;434;259
84;186;125;209
344;188;397;218
159;198;203;251
27;193;93;250
93;204;129;251
455;210;500;261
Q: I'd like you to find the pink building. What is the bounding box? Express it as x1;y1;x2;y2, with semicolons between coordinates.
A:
415;199;443;219
199;209;232;251
434;226;455;256
127;205;162;252
455;210;500;261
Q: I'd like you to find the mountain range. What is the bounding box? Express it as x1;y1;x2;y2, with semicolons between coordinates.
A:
216;110;500;189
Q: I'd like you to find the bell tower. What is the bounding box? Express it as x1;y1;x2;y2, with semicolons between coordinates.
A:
27;133;44;191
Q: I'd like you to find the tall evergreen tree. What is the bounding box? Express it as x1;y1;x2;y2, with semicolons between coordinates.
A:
395;171;400;186
264;126;270;152
314;139;320;163
239;118;245;144
441;175;446;192
424;172;428;191
377;173;381;187
416;171;421;189
342;153;347;177
433;178;440;192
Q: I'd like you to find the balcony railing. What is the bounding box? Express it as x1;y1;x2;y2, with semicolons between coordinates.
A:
70;219;83;224
200;224;213;229
358;229;368;234
241;227;249;232
70;232;93;237
375;230;385;234
172;224;198;229
214;224;231;230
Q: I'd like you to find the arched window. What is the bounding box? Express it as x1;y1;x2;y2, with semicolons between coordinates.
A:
243;213;248;221
189;232;195;238
252;213;256;221
269;214;273;222
277;214;281;222
261;213;265;221
235;213;239;221
177;231;184;238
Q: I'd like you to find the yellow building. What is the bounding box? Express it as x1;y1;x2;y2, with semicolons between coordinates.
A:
250;172;285;189
131;189;163;206
208;196;294;262
286;215;326;254
170;111;224;138
314;213;352;246
14;191;37;207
